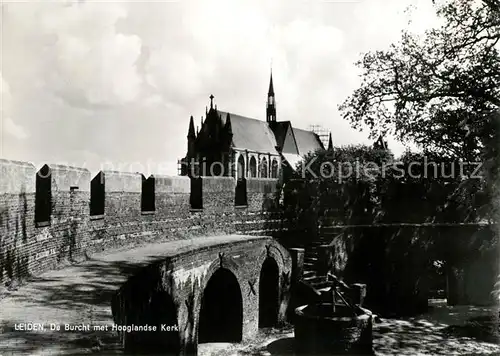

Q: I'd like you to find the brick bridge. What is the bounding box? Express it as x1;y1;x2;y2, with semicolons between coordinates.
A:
0;159;298;355
111;234;293;355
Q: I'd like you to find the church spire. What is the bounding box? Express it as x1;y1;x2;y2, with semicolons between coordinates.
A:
327;132;333;151
188;116;196;138
268;71;274;96
187;115;196;158
225;112;233;136
266;70;276;123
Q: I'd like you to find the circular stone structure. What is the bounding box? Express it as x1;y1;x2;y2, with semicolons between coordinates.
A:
294;303;373;355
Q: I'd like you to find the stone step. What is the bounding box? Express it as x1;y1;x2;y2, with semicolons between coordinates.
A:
304;260;318;266
305;245;330;252
310;280;332;290
316;286;331;293
303;262;317;268
304;256;318;262
320;230;339;234
320;229;341;234
304;255;318;262
302;270;316;278
302;276;327;284
308;242;327;247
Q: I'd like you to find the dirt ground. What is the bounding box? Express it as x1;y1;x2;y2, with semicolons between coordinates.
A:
197;301;500;356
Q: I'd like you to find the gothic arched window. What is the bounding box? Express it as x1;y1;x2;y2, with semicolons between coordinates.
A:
260;157;268;178
271;159;279;178
237;155;246;179
249;156;257;178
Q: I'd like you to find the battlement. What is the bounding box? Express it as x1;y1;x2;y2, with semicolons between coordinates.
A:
0;159;282;288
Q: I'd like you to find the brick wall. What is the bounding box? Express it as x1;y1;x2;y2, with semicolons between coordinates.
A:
0;161;94;285
247;178;279;212
200;176;235;212
40;164;92;268
0;160;36;284
0;162;284;292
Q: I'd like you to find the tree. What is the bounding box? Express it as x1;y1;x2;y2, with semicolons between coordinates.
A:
340;0;500;161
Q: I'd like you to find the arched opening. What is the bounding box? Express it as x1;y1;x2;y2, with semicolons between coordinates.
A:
259;257;280;328
271;159;279;179
249;156;257;178
198;268;243;343
120;289;181;354
260;157;268;178
237;155;245;179
35;164;52;226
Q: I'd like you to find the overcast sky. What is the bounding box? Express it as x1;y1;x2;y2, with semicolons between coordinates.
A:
1;0;439;176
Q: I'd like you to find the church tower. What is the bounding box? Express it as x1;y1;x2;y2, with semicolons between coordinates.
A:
187;115;196;157
266;71;276;123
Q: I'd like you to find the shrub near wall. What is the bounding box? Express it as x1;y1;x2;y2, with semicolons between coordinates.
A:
443;225;499;306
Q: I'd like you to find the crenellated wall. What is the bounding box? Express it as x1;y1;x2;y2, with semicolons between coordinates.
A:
0;159;283;291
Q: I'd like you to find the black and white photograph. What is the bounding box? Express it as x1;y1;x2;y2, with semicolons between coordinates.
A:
0;0;499;354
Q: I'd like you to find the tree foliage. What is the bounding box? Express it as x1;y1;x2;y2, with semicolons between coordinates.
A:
340;0;500;161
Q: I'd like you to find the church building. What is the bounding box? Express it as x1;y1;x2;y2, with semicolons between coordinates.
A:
179;73;326;180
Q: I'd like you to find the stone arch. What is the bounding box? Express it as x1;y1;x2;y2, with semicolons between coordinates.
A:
260;157;268;178
140;289;180;353
112;270;181;354
259;257;280;327
249;156;257;178
198;267;243;343
257;243;288;272
256;242;292;325
237;154;246;179
271;158;279;178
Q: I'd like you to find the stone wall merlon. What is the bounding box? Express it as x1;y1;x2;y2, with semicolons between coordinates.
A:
0;159;36;194
247;178;279;193
102;170;142;193
153;175;190;194
200;176;236;192
48;164;91;192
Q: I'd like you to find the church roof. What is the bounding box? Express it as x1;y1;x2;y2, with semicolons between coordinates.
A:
291;127;324;156
269;121;290;149
217;111;279;154
282;153;303;171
